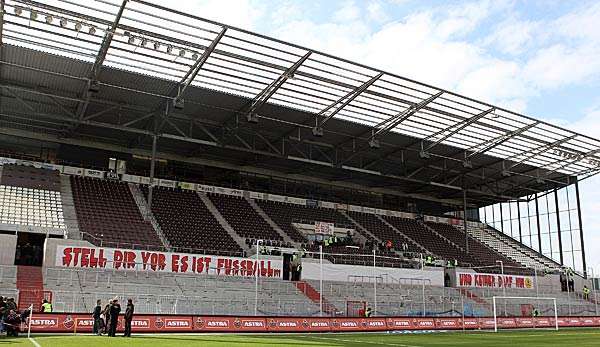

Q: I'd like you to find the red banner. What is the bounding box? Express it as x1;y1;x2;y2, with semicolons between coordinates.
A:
22;314;600;333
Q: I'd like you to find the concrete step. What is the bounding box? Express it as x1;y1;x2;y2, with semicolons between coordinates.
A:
197;192;250;254
245;196;295;245
59;175;81;240
128;183;171;251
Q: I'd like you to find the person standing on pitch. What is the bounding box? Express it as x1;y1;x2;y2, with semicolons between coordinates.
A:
108;298;121;337
123;299;134;337
92;300;102;335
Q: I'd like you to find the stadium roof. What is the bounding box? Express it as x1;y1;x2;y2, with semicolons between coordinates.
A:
1;0;599;206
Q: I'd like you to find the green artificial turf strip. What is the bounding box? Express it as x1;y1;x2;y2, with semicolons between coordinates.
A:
4;329;600;347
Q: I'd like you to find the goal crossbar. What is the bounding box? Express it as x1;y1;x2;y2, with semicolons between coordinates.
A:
492;296;558;332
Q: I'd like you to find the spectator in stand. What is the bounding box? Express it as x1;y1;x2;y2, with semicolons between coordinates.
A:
385;240;393;250
4;310;21;337
108;298;121;337
92;300;102;335
123;299;134;337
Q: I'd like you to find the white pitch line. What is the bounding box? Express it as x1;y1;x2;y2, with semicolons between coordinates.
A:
306;335;423;347
29;337;41;347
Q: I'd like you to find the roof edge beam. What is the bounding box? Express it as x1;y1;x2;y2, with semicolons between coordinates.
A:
367;91;444;146
423;107;495;153
90;0;128;80
465;121;539;160
314;72;383;132
172;27;227;106
508;135;577;170
246;51;312;117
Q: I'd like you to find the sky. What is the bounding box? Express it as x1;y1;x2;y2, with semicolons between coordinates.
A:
165;0;600;271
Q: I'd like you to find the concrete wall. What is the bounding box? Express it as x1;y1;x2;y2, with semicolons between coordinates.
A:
302;262;444;286
0;233;17;265
44;237;94;268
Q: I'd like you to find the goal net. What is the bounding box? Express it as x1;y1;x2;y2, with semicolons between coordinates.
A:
346;300;366;317
492;296;558;332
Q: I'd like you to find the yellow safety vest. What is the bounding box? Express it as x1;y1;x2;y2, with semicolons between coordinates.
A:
42;302;52;312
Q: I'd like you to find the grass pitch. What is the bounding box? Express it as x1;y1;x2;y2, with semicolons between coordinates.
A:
4;329;600;346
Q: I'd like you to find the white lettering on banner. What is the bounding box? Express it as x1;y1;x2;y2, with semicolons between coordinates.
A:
84;169;105;179
456;271;534;290
197;185;214;193
178;182;196;190
55;245;283;278
159;179;177;188
63;166;84;176
30;319;57;327
320;201;335;209
207;320;229;327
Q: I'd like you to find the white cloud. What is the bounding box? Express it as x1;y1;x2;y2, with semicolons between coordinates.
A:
332;1;362;22
482;17;540;55
160;0;264;31
366;1;390;23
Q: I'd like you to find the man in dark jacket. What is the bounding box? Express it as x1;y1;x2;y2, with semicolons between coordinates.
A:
4;310;21;337
123;299;134;337
92;300;102;335
108;299;121;337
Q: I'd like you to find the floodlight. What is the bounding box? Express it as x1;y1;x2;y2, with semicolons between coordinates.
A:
45;15;53;24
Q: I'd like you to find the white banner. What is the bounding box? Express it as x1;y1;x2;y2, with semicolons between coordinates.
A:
249;191;265;200
55;245;282;278
314;221;335;235
267;194;285;202
456;271;534;290
121;174;141;184
84;169;105;179
320;201;335;209
159;179;177;188
63;166;84;176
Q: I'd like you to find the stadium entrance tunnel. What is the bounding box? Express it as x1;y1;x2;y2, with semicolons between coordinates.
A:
15;232;45;267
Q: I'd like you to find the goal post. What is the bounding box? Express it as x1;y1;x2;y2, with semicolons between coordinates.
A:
492;296;558;332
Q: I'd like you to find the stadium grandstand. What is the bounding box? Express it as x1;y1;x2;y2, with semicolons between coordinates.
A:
2;0;600;339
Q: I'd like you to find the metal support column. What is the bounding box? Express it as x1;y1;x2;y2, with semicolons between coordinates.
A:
554;189;564;265
575;181;587;277
517;201;522;244
463;190;469;253
147;135;158;208
499;202;504;234
535;193;543;253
